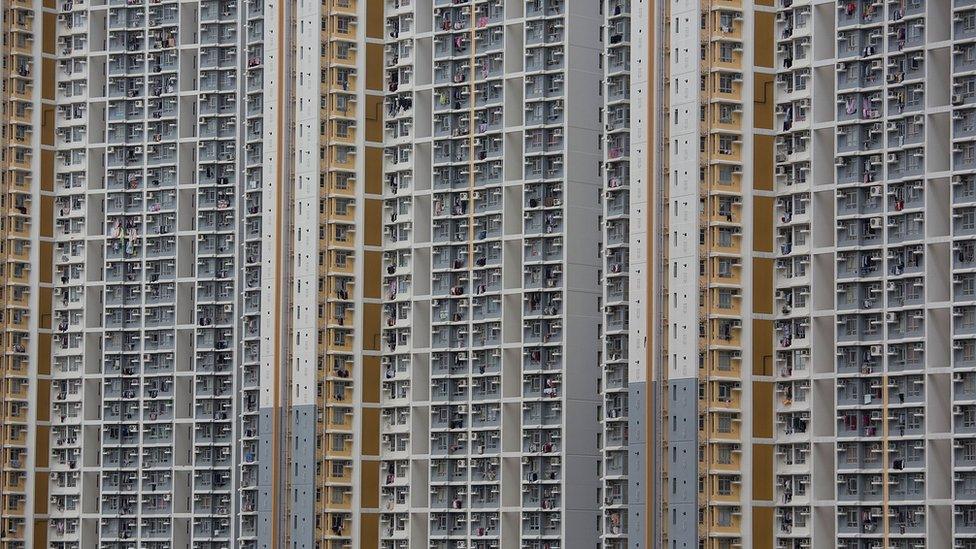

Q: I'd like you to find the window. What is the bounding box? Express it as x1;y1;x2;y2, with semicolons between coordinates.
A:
718;73;734;93
718;228;732;247
905;282;921;301
717;290;732;309
718;135;734;154
331;461;345;477
842;285;856;305
718;165;733;184
966;507;976;527
965;440;976;461
719;43;735;63
895;377;916;400
716;413;732;433
719;258;735;278
717;352;732;371
716;477;732;495
906;312;922;333
718;104;735;123
907;151;920;170
330;434;346;452
716;445;732;464
715;508;732;527
719;13;735;31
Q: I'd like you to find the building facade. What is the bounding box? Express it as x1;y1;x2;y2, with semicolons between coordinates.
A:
1;0;53;546
45;0;381;547
601;0;633;546
774;0;963;547
8;0;976;548
379;0;603;547
651;0;778;545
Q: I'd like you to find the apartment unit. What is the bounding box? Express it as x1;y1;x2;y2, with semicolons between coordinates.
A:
379;0;604;547
0;0;53;546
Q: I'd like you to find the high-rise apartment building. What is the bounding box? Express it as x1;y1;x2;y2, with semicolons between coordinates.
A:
11;0;976;548
773;0;959;547
283;0;383;546
51;0;252;545
654;0;778;545
651;0;976;547
601;0;633;547
1;0;53;546
379;0;603;547
44;0;384;546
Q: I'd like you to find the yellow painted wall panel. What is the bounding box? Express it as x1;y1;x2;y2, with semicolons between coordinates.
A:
360;513;379;549
35;378;50;424
752;506;774;549
363;251;381;300
43;13;57;54
363;302;381;351
38;288;52;331
752;196;773;253
39;241;53;283
752;257;773;314
39;195;54;237
33;470;49;514
365;95;383;143
365;44;383;91
41;151;54;192
361;407;380;457
365;148;383;195
42;60;55;102
34;425;49;468
362;355;380;404
753;135;774;191
366;0;383;39
754;13;775;68
753;74;774;129
41;105;55;146
33;519;47;549
36;334;51;377
364;199;382;246
752;319;773;376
